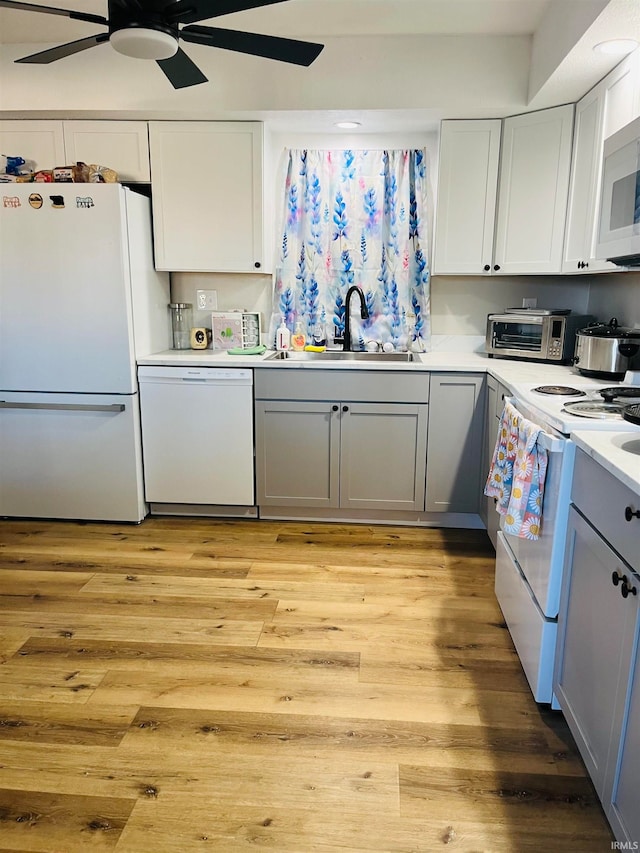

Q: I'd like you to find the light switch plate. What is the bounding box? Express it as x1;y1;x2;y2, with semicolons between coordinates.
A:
197;290;218;311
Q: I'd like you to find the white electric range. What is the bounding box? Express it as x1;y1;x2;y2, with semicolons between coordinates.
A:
490;373;640;707
508;376;640;437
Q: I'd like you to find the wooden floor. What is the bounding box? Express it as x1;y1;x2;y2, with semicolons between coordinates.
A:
0;517;613;852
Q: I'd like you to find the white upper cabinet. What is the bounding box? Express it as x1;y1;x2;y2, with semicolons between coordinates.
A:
601;48;640;140
562;87;614;274
0;120;150;182
62;121;150;182
494;104;574;275
434;106;574;276
149;121;263;273
0;120;65;171
433;120;501;275
563;50;640;275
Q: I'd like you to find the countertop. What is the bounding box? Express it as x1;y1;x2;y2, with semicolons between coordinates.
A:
137;348;582;387
571;431;640;497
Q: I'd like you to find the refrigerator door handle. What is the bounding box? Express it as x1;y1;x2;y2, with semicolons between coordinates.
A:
0;402;126;413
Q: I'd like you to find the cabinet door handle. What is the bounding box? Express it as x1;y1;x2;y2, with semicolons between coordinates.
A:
493;264;501;271
625;506;640;522
342;405;349;412
483;264;491;272
332;405;339;412
621;577;638;599
612;570;623;587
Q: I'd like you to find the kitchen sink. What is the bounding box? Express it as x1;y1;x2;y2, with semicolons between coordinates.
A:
266;350;417;362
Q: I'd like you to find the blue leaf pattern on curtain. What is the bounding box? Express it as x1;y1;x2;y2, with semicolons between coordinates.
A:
269;149;431;351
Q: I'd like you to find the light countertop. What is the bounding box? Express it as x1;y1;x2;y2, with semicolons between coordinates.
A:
571;431;640;497
136;348;582;387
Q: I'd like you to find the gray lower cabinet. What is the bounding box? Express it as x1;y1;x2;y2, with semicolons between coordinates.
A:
254;370;429;513
610;632;640;845
554;506;637;802
255;400;340;507
425;372;485;513
554;449;640;845
339;402;427;510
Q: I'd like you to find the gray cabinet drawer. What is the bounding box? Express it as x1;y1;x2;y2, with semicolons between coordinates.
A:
572;448;640;571
255;369;429;404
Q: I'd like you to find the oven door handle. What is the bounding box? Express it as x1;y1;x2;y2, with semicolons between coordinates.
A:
536;431;566;453
503;396;567;454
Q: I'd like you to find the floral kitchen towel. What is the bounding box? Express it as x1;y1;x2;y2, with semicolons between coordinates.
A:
484;400;549;540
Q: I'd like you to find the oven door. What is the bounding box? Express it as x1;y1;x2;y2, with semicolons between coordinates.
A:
488;314;547;358
596;118;640;261
498;398;575;619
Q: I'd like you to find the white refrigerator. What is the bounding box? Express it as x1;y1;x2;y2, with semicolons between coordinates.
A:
0;184;170;522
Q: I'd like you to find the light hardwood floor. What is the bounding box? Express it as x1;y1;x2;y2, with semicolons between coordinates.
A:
0;518;613;852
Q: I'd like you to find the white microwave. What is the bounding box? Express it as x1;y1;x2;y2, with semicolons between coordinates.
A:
596;115;640;266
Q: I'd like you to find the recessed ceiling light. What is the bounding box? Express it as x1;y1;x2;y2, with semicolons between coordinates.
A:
593;39;639;56
334;121;362;129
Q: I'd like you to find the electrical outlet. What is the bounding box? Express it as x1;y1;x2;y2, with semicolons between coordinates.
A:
196;290;218;311
522;297;537;309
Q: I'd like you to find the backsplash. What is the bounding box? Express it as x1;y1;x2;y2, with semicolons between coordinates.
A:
170;272;273;333
586;272;640;328
171;269;640;347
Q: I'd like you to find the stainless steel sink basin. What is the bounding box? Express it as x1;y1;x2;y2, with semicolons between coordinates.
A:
266;350;416;363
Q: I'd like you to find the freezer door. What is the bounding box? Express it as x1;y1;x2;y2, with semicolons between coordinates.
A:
0;185;136;393
0;391;146;522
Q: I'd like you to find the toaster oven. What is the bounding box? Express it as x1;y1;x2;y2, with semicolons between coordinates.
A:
485;310;595;363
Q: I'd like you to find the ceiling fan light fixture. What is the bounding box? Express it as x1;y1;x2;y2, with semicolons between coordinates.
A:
110;27;179;60
593;38;639;56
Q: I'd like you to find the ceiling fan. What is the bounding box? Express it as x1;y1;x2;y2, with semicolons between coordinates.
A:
0;0;324;88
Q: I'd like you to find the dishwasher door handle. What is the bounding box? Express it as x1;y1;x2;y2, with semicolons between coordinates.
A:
0;402;126;413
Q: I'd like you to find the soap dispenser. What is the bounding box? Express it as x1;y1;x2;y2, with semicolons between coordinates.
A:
291;320;307;351
276;317;291;351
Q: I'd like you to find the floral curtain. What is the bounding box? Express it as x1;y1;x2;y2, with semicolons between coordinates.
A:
268;148;431;351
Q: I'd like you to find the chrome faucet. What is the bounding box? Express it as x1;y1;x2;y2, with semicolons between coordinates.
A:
343;286;369;351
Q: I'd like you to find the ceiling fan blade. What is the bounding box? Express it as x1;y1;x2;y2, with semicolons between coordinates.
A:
157;48;208;88
164;0;288;27
181;26;323;66
16;33;109;63
0;0;107;26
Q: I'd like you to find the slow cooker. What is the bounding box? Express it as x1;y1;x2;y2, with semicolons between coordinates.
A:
574;317;640;379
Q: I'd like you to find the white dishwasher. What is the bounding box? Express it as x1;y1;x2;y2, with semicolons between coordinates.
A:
138;366;254;509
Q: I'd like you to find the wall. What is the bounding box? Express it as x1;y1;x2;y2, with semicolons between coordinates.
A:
586;271;640;327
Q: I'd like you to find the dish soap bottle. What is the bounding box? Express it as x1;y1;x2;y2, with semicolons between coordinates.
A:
275;317;291;351
291;320;307;351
